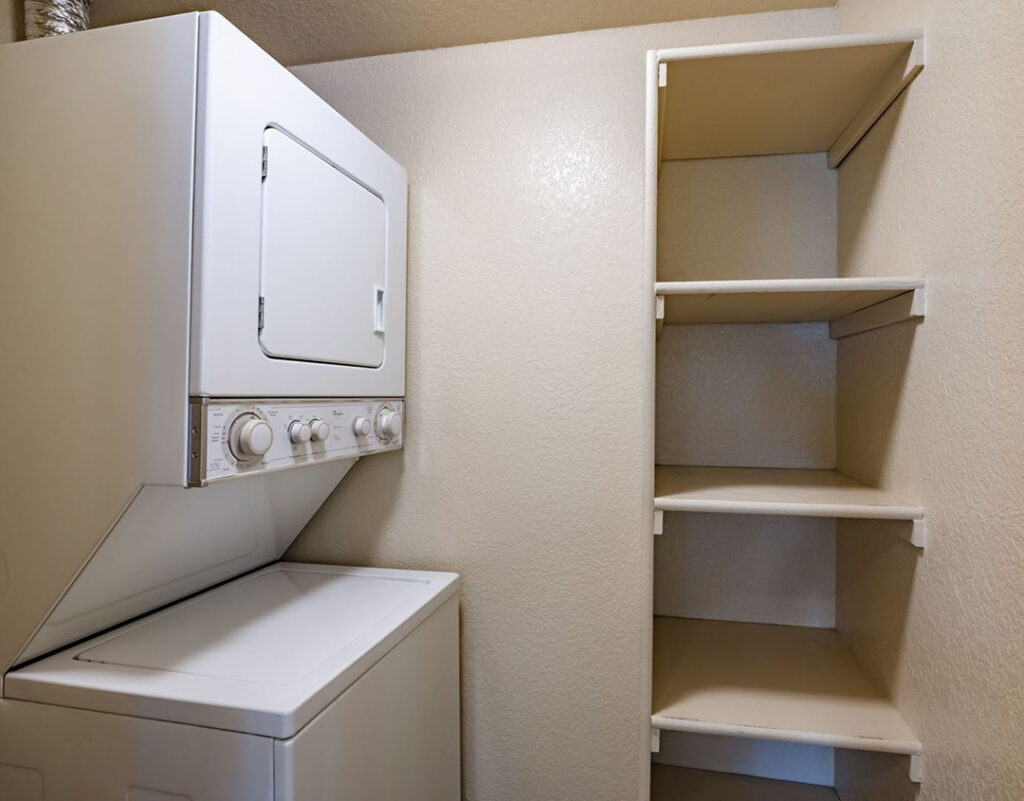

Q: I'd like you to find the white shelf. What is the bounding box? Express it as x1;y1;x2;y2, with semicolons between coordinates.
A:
652;765;838;801
654;465;923;522
651;617;921;756
657;31;924;168
655;277;925;338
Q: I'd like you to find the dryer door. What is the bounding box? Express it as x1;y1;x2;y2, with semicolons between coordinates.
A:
259;128;386;368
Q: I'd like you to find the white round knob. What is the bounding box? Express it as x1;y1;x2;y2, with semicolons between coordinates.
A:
309;418;331;442
232;415;273;458
377;410;403;439
352;417;371;437
288;420;312;444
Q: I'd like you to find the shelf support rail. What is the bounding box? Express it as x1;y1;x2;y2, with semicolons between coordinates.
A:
829;285;926;339
828;34;926;168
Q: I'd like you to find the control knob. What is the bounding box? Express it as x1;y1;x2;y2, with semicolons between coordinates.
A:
229;413;273;460
376;409;403;439
309;418;331;442
352;417;372;437
288;420;312;444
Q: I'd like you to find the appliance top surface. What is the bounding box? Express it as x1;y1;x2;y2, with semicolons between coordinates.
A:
77;564;426;682
6;563;459;738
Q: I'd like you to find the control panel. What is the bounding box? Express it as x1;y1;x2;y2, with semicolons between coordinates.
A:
189;398;404;486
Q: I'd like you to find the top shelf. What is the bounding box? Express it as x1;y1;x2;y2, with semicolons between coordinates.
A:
657;31;925;168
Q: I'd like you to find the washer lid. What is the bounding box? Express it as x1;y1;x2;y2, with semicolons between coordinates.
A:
6;563;459;738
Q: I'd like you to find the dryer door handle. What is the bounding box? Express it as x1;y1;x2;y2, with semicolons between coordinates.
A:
374;286;386;334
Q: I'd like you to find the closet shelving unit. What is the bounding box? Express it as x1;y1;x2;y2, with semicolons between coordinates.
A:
645;30;926;800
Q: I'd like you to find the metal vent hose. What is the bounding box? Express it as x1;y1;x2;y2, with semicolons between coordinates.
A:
24;0;92;39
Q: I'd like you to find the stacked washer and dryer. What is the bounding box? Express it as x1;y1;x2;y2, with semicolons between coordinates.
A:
0;12;459;800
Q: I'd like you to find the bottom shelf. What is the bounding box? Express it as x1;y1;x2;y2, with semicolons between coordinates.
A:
652;617;921;755
652;765;838;800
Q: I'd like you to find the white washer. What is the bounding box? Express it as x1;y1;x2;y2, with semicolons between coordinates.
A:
2;564;460;801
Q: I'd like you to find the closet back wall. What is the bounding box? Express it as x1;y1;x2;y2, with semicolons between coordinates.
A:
287;8;834;801
654;153;838;629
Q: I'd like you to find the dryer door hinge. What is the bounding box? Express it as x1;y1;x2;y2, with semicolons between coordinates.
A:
258;296;265;330
261;145;269;179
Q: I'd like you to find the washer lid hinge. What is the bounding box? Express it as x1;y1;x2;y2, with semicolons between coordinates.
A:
261;145;269;179
258;296;265;331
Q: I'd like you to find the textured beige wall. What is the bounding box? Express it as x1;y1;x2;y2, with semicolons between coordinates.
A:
655;512;836;627
287;8;835;801
656;323;836;468
658;154;836;281
0;0;20;43
833;0;1024;799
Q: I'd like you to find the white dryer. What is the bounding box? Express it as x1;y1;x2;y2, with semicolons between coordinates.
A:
0;12;459;800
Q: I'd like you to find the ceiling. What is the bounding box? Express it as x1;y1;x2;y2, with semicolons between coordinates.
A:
89;0;833;66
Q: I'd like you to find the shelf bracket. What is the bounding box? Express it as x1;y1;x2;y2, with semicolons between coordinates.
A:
829;285;925;339
653;509;664;536
655;295;665;339
909;753;924;783
908;518;927;549
650;726;661;754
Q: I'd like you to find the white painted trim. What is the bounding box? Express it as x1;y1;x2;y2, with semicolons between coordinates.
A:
641;48;662;801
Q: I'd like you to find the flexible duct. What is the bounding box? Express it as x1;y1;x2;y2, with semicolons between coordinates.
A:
24;0;91;39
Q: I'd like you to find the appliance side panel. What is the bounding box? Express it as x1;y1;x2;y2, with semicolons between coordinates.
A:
0;698;273;801
0;17;197;676
274;595;460;801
